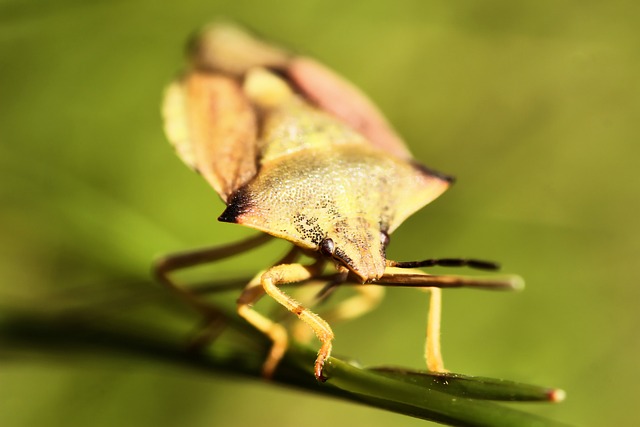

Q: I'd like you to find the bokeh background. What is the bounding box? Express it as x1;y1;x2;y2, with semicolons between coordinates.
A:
1;1;638;426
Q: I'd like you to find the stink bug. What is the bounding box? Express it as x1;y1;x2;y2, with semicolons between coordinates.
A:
157;22;523;381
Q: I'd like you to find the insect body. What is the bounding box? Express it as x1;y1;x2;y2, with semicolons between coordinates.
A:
159;22;521;381
219;96;451;282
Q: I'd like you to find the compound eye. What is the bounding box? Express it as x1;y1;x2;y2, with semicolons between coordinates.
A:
319;238;335;257
380;231;390;248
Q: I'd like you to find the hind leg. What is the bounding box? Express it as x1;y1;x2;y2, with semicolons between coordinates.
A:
153;234;272;345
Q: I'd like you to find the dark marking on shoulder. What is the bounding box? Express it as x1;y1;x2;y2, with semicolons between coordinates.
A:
218;187;253;223
411;160;455;184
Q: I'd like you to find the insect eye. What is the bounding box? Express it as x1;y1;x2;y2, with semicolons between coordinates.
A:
380;231;390;248
319;238;335;256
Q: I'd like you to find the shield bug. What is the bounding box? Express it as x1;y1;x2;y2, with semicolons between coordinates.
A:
157;22;523;381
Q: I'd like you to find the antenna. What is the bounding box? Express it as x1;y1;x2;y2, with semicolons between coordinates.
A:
388;258;500;271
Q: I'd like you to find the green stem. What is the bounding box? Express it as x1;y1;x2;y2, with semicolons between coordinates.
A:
0;302;568;427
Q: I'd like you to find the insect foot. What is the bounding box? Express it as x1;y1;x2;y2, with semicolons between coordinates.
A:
315;341;333;382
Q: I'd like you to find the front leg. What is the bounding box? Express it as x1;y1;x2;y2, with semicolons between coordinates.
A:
379;266;522;373
237;263;335;381
293;283;385;345
425;287;445;372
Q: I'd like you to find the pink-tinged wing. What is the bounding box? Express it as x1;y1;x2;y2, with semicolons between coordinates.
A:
187;22;413;160
162;72;258;203
286;57;412;160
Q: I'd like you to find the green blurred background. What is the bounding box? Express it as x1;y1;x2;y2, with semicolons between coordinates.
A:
1;1;638;426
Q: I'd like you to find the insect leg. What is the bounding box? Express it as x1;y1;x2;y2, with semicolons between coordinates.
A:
381;269;446;372
425;287;445;372
237;263;334;381
153;233;273;312
293;283;385;344
153;233;273;346
379;267;524;373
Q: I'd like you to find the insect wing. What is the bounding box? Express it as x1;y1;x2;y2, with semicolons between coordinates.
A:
287;57;412;160
188;21;291;76
163;22;450;206
162;72;258;203
185;22;414;160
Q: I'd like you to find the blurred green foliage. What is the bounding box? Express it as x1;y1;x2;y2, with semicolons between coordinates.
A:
1;1;639;426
